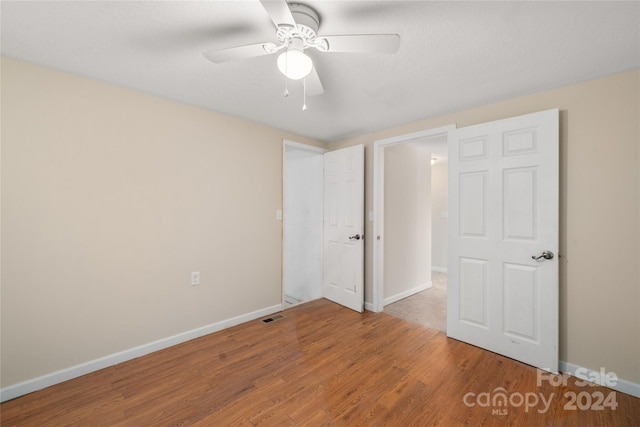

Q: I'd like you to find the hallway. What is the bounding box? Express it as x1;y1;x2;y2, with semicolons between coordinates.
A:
383;272;447;331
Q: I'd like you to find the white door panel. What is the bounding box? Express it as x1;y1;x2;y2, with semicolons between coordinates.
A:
448;109;559;372
323;145;364;312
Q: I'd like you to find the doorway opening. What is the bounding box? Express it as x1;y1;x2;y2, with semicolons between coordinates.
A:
372;125;455;331
383;144;448;331
282;141;365;312
282;140;326;308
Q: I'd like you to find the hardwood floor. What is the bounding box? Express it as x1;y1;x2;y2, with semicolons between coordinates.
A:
2;299;639;426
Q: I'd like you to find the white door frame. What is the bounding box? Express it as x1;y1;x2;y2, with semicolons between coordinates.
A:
372;125;456;312
282;140;327;308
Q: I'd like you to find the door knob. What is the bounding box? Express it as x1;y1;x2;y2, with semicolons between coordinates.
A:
532;250;554;260
349;234;362;240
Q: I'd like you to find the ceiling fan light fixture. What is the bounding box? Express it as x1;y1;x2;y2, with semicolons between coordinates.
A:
277;39;313;80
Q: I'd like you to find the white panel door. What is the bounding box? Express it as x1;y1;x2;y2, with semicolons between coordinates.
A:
447;109;559;372
323;145;365;312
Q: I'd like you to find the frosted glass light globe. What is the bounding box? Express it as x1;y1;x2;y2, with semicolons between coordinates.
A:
277;48;313;80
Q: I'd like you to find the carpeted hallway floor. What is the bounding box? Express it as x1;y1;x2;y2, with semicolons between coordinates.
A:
383;272;447;331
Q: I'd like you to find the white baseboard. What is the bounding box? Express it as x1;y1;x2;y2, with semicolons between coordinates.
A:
383;282;432;306
560;360;640;398
0;304;283;402
364;301;377;312
432;266;447;273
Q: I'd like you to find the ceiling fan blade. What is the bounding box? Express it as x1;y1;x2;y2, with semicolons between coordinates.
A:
305;66;324;96
203;42;276;63
260;0;296;28
320;34;401;54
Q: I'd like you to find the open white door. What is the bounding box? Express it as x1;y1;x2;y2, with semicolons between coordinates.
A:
447;109;559;372
323;145;365;312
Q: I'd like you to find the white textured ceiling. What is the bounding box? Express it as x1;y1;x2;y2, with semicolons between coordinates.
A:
2;1;638;141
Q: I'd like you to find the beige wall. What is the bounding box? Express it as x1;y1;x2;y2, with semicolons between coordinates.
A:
0;57;326;387
430;161;448;271
332;69;640;385
383;144;431;300
2;56;639;390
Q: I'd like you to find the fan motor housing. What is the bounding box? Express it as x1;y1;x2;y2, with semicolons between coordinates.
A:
290;4;320;32
276;3;320;44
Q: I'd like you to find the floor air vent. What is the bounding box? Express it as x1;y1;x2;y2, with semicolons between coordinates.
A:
261;314;285;324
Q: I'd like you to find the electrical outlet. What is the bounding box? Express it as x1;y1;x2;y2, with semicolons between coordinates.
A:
191;272;200;286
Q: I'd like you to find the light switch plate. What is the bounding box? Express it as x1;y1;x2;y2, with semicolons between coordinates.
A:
191;272;200;286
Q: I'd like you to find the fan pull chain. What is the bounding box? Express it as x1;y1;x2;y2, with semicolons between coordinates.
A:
302;77;307;111
283;50;289;97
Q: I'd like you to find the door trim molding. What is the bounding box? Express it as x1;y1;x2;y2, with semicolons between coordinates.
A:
371;125;456;312
283;139;328;154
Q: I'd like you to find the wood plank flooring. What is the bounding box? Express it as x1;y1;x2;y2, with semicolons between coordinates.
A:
2;299;639;426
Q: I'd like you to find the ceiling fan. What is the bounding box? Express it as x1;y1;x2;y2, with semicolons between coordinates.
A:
203;0;400;99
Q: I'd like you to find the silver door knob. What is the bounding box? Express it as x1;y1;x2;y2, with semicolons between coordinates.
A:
349;234;362;240
532;250;554;260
